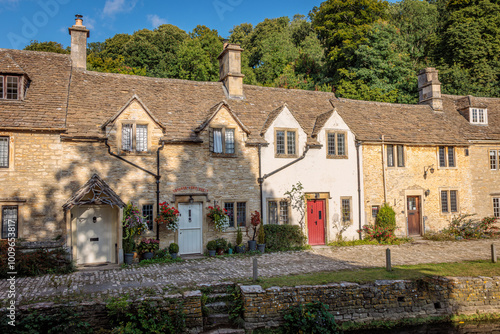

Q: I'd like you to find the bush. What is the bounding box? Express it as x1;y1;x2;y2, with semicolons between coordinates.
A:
0;308;92;333
168;243;179;254
375;203;396;232
264;225;307;251
154;248;170;259
443;214;499;240
258;223;266;244
0;241;74;278
359;224;396;243
283;301;340;334
206;240;217;251
236;227;243;246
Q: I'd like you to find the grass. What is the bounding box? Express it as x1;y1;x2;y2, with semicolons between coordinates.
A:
328;237;413;247
239;260;500;289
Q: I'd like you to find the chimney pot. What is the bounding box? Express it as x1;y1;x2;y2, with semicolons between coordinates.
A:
75;14;83;26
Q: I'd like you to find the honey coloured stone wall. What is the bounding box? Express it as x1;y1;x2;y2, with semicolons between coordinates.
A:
469;144;500;218
0;131;65;242
362;144;473;235
241;276;500;330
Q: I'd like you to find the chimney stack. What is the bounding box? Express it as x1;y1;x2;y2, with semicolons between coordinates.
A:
418;68;443;111
68;14;89;70
218;43;245;99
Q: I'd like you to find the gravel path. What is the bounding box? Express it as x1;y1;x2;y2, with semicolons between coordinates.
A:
2;239;499;305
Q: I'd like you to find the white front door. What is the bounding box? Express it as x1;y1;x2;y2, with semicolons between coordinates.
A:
178;203;202;254
76;206;112;264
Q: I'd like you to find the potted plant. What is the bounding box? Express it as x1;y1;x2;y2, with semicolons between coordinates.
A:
169;242;179;259
207;240;217;257
207;205;230;232
235;227;245;253
257;223;266;253
137;238;160;260
155;202;180;231
122;203;148;264
215;238;228;255
227;242;233;255
248;211;260;251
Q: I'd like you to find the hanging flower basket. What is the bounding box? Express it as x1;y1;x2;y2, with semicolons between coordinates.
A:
155;202;180;231
207;205;229;232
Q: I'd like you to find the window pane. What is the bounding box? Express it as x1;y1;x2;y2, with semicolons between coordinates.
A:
236;202;246;227
387;145;394;167
491;150;497;170
439;146;446;167
268;201;278;225
494;198;500;218
2;206;18;239
327;133;336;156
397;145;405;167
276;131;285;154
342;199;351;222
478;109;484;123
371;205;379;219
136;125;148;152
279;200;288;224
0;76;3;98
213;128;223;153
450;190;458;212
441;191;449;213
6;76;18;100
225;128;235;154
448;147;455;167
337;133;345;156
224;202;234;227
287;131;296;155
0;137;8;168
122;124;133;151
142;204;154;230
472;108;478;123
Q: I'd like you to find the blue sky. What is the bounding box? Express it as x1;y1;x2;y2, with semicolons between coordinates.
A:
1;0;324;50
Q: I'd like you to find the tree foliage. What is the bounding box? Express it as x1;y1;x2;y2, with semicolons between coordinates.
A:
24;40;69;54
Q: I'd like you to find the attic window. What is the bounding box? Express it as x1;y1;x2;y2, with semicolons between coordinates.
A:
0;75;20;100
470;108;487;125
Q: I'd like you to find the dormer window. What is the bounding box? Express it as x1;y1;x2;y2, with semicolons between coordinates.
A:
275;129;297;158
0;75;20;100
209;127;236;156
470;108;487;125
121;123;148;153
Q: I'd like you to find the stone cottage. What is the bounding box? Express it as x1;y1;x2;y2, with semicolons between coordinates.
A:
1;17;499;264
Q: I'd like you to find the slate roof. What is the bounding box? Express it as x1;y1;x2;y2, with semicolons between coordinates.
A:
0;49;71;130
2;48;500;146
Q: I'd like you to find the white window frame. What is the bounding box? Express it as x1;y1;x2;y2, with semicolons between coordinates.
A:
120;122;148;153
470;108;488;125
491;150;498;170
275;128;298;158
326;131;348;159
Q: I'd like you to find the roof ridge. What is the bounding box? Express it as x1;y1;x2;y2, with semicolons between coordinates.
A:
0;48;70;59
334;97;431;109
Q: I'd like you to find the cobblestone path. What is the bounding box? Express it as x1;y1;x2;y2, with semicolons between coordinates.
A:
2;239;499;305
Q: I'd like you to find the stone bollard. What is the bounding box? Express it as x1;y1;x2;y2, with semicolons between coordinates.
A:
492;244;497;263
386;248;392;271
253;258;258;281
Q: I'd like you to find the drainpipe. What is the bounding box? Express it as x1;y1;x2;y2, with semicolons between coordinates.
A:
257;145;311;218
258;144;264;219
381;135;387;203
104;139;163;239
355;140;362;240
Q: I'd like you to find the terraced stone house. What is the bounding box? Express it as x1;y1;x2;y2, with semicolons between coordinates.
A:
1;17;498;264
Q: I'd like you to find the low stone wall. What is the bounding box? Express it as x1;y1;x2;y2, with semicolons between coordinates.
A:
241;276;500;330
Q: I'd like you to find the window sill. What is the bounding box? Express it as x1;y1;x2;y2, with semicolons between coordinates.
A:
119;151;152;156
437;166;458;170
327;155;348;159
211;153;237;158
275;154;299;159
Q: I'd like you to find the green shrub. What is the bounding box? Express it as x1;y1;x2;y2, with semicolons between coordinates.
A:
375;203;396;232
0;308;92;333
154;248;170;259
236;227;243;246
258;223;266;244
359;224;396;243
264;225;306;251
442;214;499;240
206;240;217;251
0;241;74;278
168;243;179;254
283;301;340;334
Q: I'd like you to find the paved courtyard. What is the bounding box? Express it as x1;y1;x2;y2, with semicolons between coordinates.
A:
2;239;500;305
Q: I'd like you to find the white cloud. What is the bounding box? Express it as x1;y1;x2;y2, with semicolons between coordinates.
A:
102;0;137;17
83;16;96;30
147;14;167;28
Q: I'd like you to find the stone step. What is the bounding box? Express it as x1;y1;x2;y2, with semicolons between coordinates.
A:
199;282;235;294
204;313;231;330
206;293;231;303
205;301;229;313
200;328;245;334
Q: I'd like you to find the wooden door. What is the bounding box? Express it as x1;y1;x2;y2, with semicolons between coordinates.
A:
178;203;202;254
407;196;421;235
76;206;112;264
307;200;325;245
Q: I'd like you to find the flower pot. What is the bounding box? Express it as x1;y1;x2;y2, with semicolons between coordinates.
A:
257;244;265;253
124;253;134;265
142;252;154;260
170;252;178;259
248;240;257;251
217;248;224;255
228;248;233;255
208;250;216;257
236;245;245;253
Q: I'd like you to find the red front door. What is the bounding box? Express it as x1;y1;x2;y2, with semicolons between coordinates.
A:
307;199;325;245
